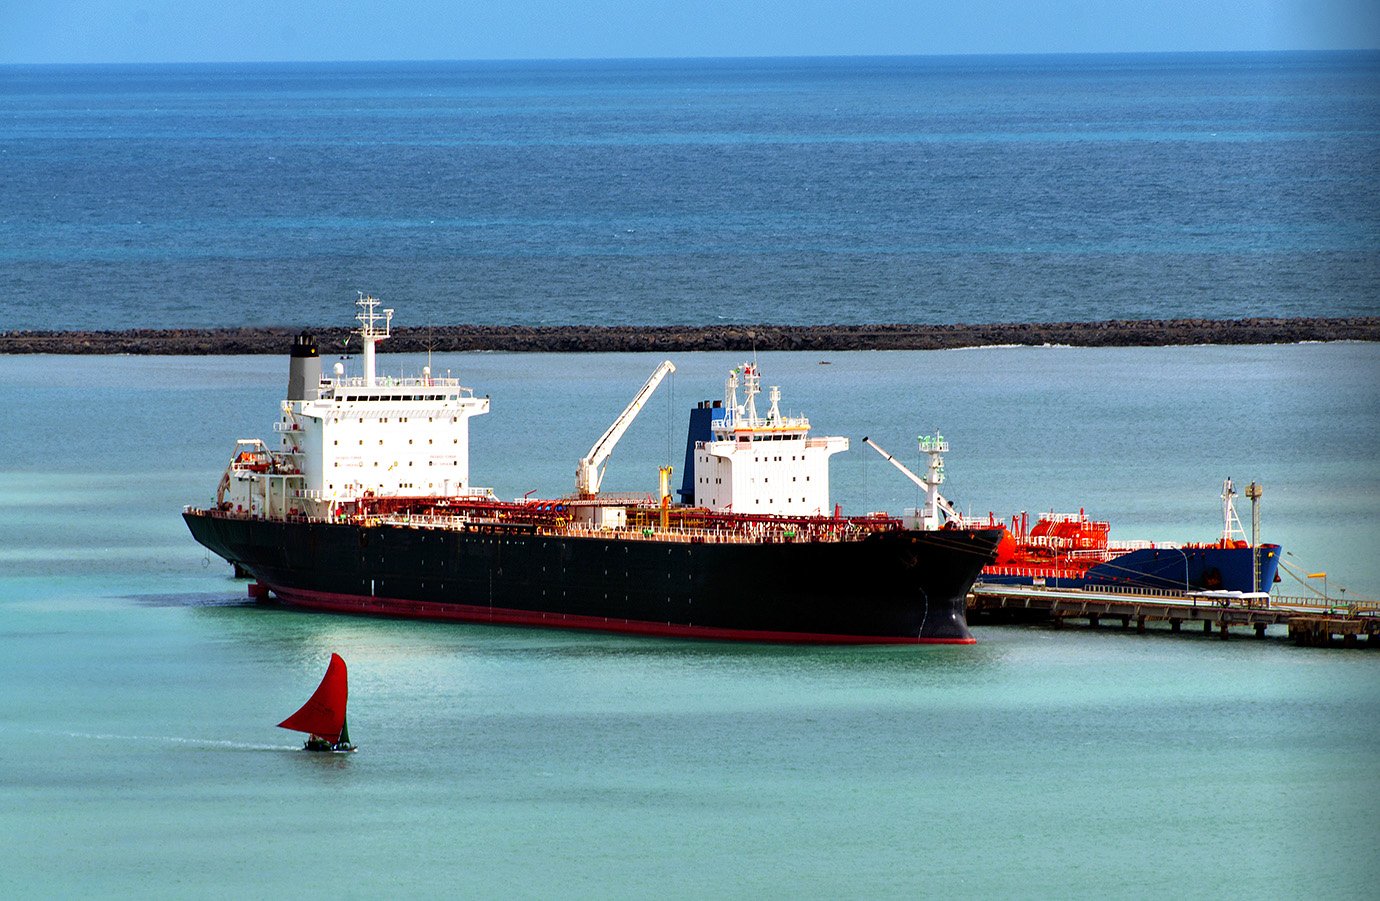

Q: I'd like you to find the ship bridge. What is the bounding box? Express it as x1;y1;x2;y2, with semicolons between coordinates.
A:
214;296;491;521
691;363;847;517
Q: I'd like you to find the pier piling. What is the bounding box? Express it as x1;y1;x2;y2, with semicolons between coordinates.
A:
969;585;1378;650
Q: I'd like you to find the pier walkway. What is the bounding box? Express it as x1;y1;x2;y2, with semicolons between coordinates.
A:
968;584;1380;648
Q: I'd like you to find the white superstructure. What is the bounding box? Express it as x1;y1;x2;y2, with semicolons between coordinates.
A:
216;295;490;520
690;363;847;516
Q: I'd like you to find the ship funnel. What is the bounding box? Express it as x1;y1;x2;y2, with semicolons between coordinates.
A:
287;333;322;401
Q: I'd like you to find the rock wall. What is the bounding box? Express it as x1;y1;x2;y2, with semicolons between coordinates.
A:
2;317;1376;355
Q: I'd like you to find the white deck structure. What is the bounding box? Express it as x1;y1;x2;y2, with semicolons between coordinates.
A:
217;295;489;519
689;363;847;516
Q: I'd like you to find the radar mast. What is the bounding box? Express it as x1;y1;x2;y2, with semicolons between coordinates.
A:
355;293;393;387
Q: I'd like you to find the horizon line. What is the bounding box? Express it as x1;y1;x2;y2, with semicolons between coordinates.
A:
3;47;1379;69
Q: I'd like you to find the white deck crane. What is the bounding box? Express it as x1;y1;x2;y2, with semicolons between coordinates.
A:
862;435;961;531
576;360;676;498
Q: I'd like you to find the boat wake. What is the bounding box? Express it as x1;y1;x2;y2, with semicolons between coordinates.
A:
36;729;296;751
123;592;257;609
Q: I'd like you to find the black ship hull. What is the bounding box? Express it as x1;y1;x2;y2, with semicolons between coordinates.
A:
184;512;1001;643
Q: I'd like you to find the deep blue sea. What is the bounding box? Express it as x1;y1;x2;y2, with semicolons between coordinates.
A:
1;52;1378;331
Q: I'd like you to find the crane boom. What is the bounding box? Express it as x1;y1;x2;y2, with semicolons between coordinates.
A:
576;360;676;497
863;437;927;491
863;436;961;528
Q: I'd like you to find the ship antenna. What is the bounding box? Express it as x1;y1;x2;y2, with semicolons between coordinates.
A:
423;328;438;382
355;292;393;387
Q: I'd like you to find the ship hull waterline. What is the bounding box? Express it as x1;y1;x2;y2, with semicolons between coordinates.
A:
185;512;1001;644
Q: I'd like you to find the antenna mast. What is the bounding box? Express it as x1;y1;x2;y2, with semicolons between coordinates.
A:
355;293;393;387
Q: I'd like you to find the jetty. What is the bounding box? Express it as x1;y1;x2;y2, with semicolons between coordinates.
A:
968;584;1380;648
3;316;1377;355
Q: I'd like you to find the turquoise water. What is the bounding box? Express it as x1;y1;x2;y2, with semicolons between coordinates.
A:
3;346;1379;896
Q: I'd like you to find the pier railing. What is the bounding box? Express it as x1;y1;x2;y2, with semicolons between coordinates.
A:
973;582;1379;617
968;581;1379;647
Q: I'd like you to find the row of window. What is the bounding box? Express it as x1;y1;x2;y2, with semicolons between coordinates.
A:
333;460;459;467
327;482;443;490
698;452;804;464
335;438;458;446
329;416;462;424
337;394;458;403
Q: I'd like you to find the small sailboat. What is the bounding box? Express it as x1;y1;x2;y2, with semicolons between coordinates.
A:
278;653;356;752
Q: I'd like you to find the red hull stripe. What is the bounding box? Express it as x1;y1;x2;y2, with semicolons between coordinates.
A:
267;585;975;646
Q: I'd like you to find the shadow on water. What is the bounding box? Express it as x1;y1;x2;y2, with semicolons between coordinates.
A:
124;591;257;609
159;591;1004;677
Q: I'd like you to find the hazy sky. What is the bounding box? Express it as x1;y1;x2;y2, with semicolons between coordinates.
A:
2;0;1378;64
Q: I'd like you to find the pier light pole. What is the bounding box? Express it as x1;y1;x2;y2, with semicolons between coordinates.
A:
1175;548;1190;594
1245;481;1263;593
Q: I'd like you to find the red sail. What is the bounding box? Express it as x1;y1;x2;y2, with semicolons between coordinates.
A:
277;653;348;742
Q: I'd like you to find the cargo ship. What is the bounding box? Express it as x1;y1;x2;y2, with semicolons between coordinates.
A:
184;296;1001;644
864;437;1281;595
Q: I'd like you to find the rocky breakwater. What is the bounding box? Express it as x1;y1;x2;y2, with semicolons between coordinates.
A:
2;317;1376;355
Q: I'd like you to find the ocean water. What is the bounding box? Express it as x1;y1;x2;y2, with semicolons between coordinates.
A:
2;53;1378;331
4;52;1379;897
3;346;1378;897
